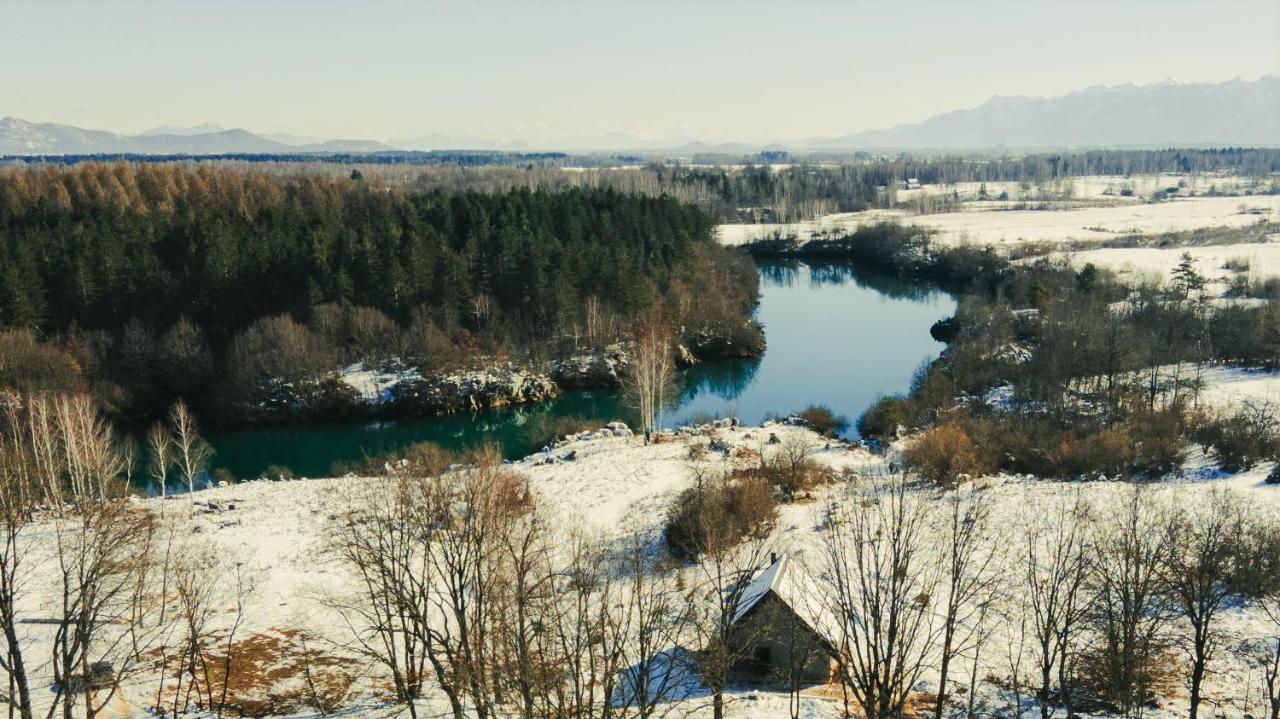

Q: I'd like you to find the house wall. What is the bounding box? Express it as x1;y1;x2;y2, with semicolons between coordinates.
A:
727;595;835;686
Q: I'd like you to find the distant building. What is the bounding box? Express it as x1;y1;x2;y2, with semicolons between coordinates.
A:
726;554;840;687
902;178;922;190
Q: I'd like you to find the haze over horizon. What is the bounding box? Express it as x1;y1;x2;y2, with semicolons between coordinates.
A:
4;0;1278;147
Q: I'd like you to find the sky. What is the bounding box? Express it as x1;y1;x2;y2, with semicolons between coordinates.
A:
3;0;1277;147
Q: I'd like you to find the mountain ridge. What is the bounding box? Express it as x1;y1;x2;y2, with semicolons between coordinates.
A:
2;76;1275;155
0;117;395;155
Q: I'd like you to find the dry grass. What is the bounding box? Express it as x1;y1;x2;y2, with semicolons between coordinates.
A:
152;628;357;718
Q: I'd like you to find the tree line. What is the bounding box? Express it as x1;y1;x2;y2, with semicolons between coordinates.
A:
0;163;758;423
393;147;1280;223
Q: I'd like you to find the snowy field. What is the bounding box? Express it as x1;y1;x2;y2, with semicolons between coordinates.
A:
889;173;1274;207
1196;365;1280;410
717;195;1280;248
1053;237;1280;292
14;394;1280;718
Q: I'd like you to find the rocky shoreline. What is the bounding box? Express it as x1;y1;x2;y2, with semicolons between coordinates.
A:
227;322;766;427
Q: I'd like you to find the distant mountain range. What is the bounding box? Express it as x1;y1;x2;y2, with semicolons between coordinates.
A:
2;76;1276;155
0;118;394;155
805;76;1279;149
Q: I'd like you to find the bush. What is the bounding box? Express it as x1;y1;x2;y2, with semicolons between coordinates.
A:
664;476;777;561
1227;517;1280;597
260;464;295;481
0;330;86;396
736;434;821;501
857;394;908;442
796;404;849;438
1056;426;1135;479
1192;402;1279;471
1127;407;1187;477
521;414;598;453
1073;646;1179;715
902;424;980;487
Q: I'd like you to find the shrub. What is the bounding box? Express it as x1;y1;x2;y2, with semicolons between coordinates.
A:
902;424;980;487
329;440;450;477
1056;426;1135;479
522;414;597;453
0;330;86;396
261;464;295;481
1127;407;1187;477
1192;402;1279;471
737;434;820;501
796;404;849;438
664;476;777;561
857;394;908;442
1073;646;1179;715
1227;517;1280;597
1223;256;1251;272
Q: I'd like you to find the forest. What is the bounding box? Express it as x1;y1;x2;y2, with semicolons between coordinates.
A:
391;147;1280;222
0;163;757;423
8;148;1277;225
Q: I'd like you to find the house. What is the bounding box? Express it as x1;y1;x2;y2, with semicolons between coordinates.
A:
901;178;922;190
726;554;840;687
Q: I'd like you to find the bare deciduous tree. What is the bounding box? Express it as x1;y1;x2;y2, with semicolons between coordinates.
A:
822;475;942;719
936;491;1000;719
1022;488;1092;719
1163;489;1245;719
1085;486;1172;718
146;422;173;499
45;395;155;719
622;315;675;444
0;396;37;719
169;402;211;517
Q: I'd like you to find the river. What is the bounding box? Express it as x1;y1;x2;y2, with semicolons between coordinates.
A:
204;260;955;479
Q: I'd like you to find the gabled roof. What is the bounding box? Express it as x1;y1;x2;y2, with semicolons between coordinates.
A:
732;554;841;650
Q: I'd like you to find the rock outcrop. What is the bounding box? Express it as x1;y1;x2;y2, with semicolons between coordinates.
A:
392;369;559;414
549;344;630;389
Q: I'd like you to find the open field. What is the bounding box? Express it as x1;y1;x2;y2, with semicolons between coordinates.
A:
718;193;1280;248
1055;238;1280;294
890;173;1276;206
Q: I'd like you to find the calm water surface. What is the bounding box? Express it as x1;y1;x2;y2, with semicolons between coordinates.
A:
205;260;954;479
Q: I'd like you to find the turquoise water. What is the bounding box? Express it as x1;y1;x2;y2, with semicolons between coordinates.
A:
204;260;954;479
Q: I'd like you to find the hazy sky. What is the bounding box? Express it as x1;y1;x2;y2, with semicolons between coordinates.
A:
4;0;1277;145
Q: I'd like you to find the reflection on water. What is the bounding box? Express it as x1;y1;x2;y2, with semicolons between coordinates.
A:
677;357;761;405
205;260;955;479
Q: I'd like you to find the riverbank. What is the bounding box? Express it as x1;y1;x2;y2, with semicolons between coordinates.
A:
220;322;766;427
201;261;951;479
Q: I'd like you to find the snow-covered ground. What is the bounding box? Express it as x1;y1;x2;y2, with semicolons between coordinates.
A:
889;173;1275;207
337;361;421;403
717;195;1280;248
13;400;1280;718
1053;237;1280;293
1195;365;1280;411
